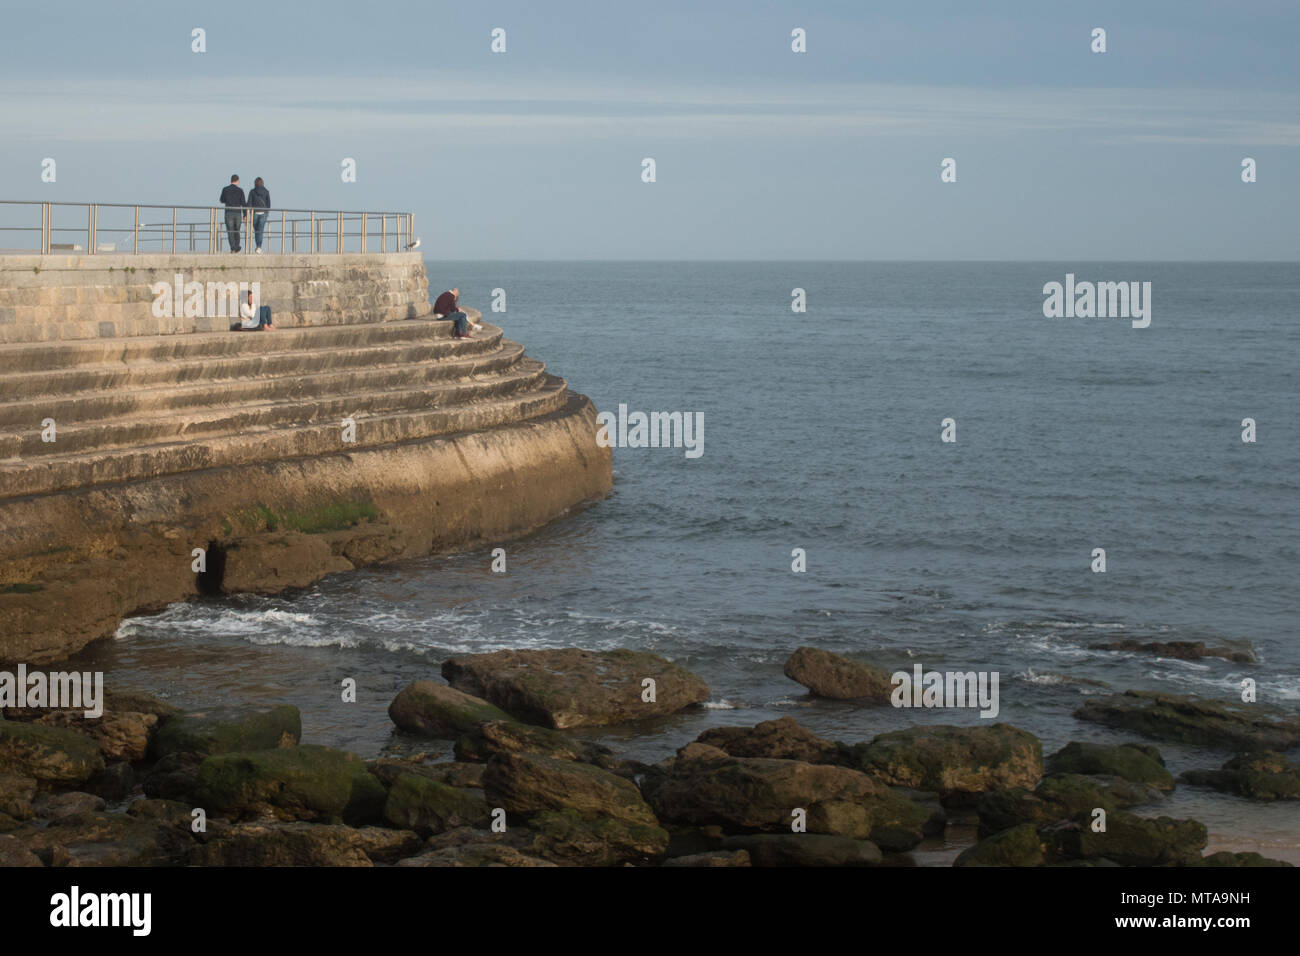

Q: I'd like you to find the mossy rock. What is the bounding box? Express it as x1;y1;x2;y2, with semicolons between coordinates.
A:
1045;742;1174;791
1046;811;1207;866
954;822;1045;867
151;704;301;758
854;723;1043;796
523;808;669;866
381;773;489;836
454;719;611;764
195;745;386;824
1190;851;1293;867
1180;752;1300;801
0;721;104;785
721;833;883;867
388;681;512;738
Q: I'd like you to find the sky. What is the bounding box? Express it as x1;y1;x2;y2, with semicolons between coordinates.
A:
1;0;1297;260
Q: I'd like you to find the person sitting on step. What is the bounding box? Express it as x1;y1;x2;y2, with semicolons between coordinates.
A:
432;287;478;338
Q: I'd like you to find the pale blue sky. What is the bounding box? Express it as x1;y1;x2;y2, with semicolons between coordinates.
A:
1;0;1297;259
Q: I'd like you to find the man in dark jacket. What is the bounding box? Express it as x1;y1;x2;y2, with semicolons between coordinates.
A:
219;175;246;252
433;287;471;338
248;177;271;253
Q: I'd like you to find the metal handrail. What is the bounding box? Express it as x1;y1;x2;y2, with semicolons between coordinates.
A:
0;200;415;256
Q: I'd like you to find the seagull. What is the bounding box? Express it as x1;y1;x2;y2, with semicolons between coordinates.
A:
406;237;421;251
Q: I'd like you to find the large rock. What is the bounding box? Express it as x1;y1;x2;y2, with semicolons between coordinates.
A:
1045;742;1174;791
194;745;387;824
1044;811;1207;866
696;716;850;765
522;808;670;866
977;773;1165;836
388;681;513;738
483;752;659;827
1090;639;1256;664
0;833;42;866
662;849;752;867
720;833;883;867
396;827;556;867
15;810;190;866
853;724;1042;798
150;704;301;758
1075;691;1300;751
382;773;490;836
367;758;485;791
454;719;614;766
782;647;893;701
0;773;36;821
189;822;372;866
954;822;1045;867
1190;851;1293;867
1180;752;1300;801
32;710;158;763
642;743;929;844
0;721;104;785
442;648;710;729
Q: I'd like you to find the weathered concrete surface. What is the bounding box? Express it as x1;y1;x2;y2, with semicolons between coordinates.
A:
0;254;612;663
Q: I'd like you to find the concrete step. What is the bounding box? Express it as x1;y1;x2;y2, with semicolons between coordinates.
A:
0;325;502;401
0;374;571;499
0;356;548;459
0;311;485;374
0;340;526;425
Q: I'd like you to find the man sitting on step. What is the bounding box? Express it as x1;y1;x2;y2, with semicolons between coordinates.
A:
432;287;481;338
231;290;274;331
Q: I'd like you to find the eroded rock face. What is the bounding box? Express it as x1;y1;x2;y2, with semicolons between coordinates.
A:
1180;752;1300;801
454;719;615;766
442;648;710;729
0;721;104;785
14;810;191;867
483;752;659;828
853;724;1043;798
388;681;513;738
521;809;670;866
695;717;850;766
642;744;929;844
782;647;893;702
1075;691;1300;751
189;822;373;867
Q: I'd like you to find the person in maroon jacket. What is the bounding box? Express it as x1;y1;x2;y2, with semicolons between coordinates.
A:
433;287;471;338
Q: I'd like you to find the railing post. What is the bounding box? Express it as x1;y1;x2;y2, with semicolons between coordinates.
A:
309;212;315;254
361;212;367;253
336;211;343;253
132;206;139;254
171;207;177;253
87;205;94;255
41;203;49;254
381;214;386;253
281;210;285;254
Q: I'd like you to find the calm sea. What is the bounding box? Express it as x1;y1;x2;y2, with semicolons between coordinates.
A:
85;262;1300;861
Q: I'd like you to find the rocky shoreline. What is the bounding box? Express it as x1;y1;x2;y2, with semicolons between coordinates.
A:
1;646;1295;867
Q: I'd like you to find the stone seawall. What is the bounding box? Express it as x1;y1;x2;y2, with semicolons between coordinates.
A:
0;253;611;663
0;252;429;343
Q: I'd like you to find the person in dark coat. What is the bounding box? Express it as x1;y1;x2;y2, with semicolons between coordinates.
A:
219;174;246;252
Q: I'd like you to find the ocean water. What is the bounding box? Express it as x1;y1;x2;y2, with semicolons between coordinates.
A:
84;262;1300;861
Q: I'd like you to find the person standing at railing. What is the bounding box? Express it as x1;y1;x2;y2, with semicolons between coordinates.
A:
219;174;247;252
248;177;271;254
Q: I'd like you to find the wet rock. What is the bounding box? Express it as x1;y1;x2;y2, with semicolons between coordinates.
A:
33;791;105;820
0;832;43;865
141;751;204;801
397;828;556;867
1045;742;1174;791
978;773;1165;836
17;810;190;866
442;647;710;729
382;773;490;836
954;822;1045;867
126;798;197;829
0;720;104;785
82;762;136;802
522;808;669;866
1180;752;1300;801
642;744;929;844
695;716;851;765
721;833;883;867
353;826;423;864
0;772;36;821
189;822;372;866
1044;811;1207;866
367;757;485;791
483;752;660;828
853;723;1042;798
150;704;302;758
782;646;893;701
388;681;513;737
662;849;752;867
454;719;614;765
1075;691;1300;751
1090;639;1256;664
195;745;387;824
1190;851;1293;867
35;709;157;762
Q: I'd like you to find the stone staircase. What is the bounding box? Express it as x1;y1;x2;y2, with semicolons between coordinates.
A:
0;309;572;501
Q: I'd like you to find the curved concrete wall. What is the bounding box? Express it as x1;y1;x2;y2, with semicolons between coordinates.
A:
0;252;429;342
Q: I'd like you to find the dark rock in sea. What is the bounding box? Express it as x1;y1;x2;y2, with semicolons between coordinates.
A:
721;833;884;867
141;751;204;801
695;716;852;766
662;849;752;867
454;718;614;766
521;808;670;866
0;720;104;785
194;744;387;824
852;723;1043;798
1043;811;1207;866
977;773;1165;837
782;646;894;701
1180;752;1300;801
442;647;710;729
1089;638;1256;664
367;757;485;791
954;822;1045;867
189;821;372;866
483;751;660;828
150;704;302;759
15;810;191;866
641;742;929;844
381;773;490;836
388;680;513;738
1074;691;1300;751
1189;851;1294;867
1045;741;1174;791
